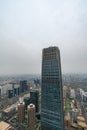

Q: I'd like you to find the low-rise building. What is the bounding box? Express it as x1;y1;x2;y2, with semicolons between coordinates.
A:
0;121;15;130
2;105;16;119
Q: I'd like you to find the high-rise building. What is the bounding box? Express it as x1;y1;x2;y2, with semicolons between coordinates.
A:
30;89;39;113
17;99;25;124
41;46;64;130
27;104;36;130
24;97;30;109
20;80;27;93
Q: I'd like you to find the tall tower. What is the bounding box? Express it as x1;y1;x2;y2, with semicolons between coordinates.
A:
17;99;25;124
30;89;39;113
27;104;36;130
41;46;64;130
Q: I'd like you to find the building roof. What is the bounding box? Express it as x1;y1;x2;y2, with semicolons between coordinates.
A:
3;106;15;113
64;116;70;121
27;104;35;109
77;116;85;122
0;121;12;130
78;121;87;128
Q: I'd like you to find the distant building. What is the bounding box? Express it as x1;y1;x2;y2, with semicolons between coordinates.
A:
41;47;64;130
71;108;79;123
70;89;75;99
77;115;87;130
63;86;67;98
2;106;16;119
17;100;25;124
20;80;27;93
30;89;39;113
24;97;30;109
0;88;1;99
0;121;15;130
8;84;20;98
8;89;13;98
80;88;87;102
64;115;71;129
0;84;12;96
27;104;36;130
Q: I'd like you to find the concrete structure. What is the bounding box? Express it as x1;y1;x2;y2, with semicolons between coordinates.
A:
0;121;15;130
71;108;79;123
78;121;87;130
27;104;36;130
77;115;85;122
70;89;75;99
2;106;16;119
80;89;87;102
41;47;64;130
77;115;87;130
63;86;67;98
64;115;71;129
17;100;25;124
0;84;12;96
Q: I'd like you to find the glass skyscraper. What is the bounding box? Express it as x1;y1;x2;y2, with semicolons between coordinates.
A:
41;46;64;130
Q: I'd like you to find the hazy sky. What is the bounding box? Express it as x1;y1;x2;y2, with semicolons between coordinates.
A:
0;0;87;74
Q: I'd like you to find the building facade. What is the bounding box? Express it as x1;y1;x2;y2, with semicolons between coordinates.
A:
79;88;87;102
20;80;27;93
30;89;39;113
41;46;64;130
27;104;36;130
17;101;25;124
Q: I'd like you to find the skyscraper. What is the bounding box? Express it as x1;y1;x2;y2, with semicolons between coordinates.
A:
17;99;25;124
27;104;36;130
41;46;64;130
30;89;39;113
20;80;27;93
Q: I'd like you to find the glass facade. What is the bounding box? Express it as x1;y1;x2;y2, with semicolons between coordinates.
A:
41;47;64;130
30;90;39;113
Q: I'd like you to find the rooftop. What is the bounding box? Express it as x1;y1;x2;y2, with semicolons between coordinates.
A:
77;116;85;122
78;121;87;128
65;115;70;121
3;106;15;113
0;121;12;130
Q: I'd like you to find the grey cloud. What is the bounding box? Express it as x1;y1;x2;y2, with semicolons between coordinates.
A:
0;0;87;74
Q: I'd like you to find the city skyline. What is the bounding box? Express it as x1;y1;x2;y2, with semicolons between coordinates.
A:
0;0;87;74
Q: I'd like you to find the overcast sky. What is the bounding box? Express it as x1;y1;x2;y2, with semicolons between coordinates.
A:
0;0;87;75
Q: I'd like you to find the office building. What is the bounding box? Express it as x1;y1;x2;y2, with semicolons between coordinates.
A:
63;86;67;98
8;89;13;98
17;99;25;124
20;80;27;93
24;97;30;109
27;104;36;130
79;89;87;102
70;89;75;99
30;89;39;113
41;46;64;130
